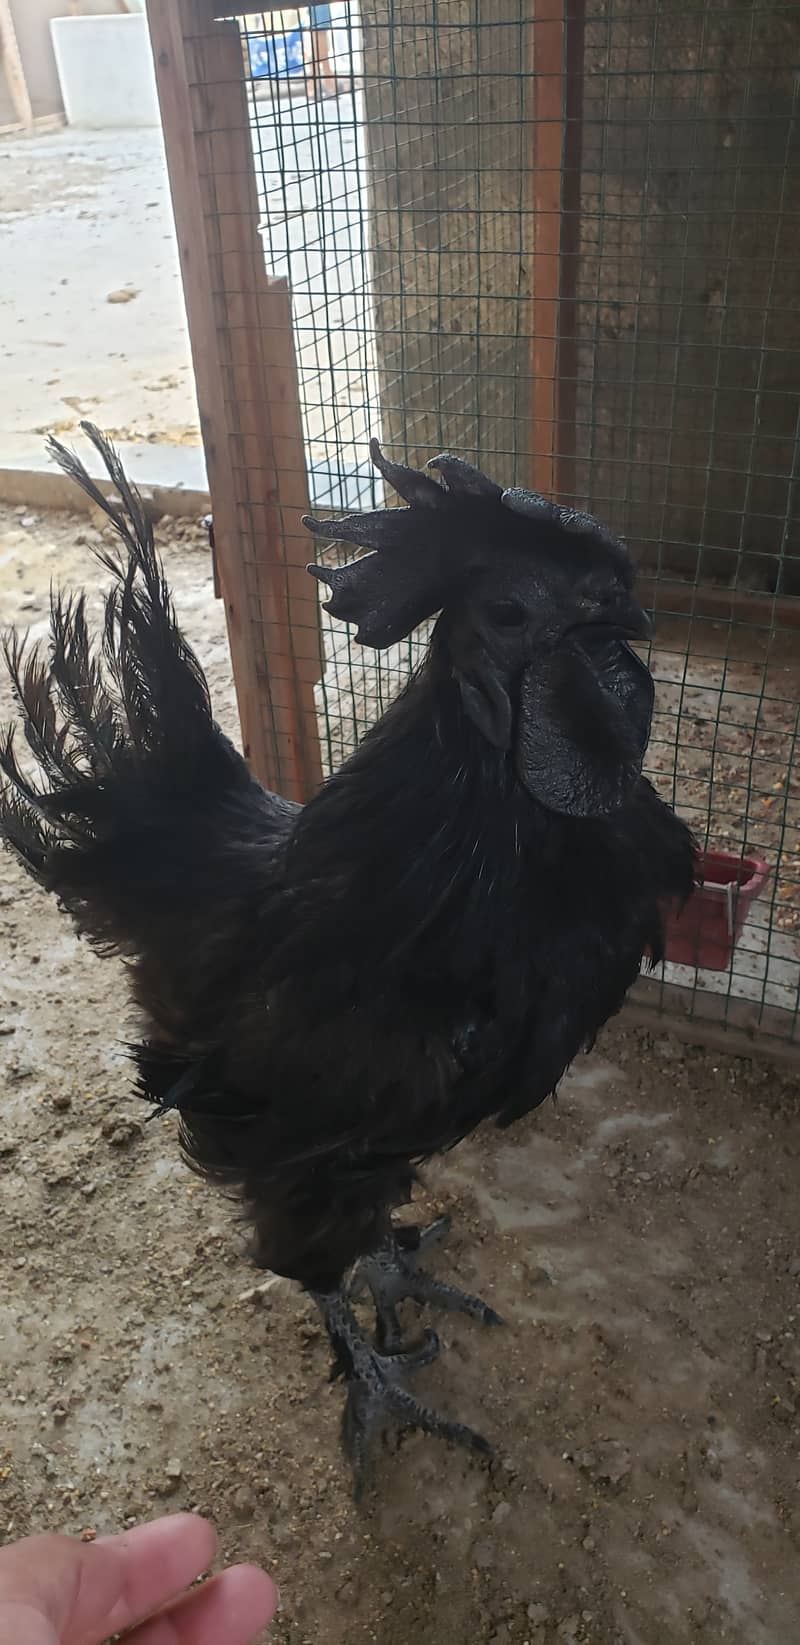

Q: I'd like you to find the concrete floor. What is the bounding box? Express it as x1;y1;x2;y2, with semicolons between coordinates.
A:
0;126;198;463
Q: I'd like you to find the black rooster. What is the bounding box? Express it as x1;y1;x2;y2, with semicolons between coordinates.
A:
0;426;695;1493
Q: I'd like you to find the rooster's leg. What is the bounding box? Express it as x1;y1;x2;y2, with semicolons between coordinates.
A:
351;1216;504;1352
315;1289;491;1498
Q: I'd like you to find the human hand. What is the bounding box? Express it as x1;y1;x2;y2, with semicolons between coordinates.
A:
0;1511;277;1645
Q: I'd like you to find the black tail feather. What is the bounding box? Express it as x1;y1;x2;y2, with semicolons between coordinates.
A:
49;592;121;776
0;739;52;875
46;422;155;575
47;424;213;751
0;426;228;929
4;628;83;792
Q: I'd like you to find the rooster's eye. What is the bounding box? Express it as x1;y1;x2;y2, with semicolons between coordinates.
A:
486;600;526;629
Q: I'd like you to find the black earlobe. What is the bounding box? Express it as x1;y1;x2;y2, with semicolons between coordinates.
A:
455;667;513;751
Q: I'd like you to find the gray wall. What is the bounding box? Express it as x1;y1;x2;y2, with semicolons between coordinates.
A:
362;0;534;489
573;0;800;591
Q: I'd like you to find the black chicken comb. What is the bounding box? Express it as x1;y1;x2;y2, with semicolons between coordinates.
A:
303;438;620;648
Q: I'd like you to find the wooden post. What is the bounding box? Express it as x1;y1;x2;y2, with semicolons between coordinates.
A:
146;0;323;801
530;0;584;504
556;0;585;507
0;0;33;129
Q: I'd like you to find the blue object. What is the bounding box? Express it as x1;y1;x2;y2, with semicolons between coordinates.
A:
308;3;333;26
247;28;305;80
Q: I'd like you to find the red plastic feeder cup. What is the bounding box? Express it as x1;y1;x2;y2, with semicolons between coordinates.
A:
663;850;770;971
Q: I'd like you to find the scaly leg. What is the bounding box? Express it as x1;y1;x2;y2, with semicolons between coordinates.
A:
315;1288;491;1499
350;1215;504;1352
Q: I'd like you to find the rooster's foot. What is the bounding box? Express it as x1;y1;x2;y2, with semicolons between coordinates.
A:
351;1215;504;1352
316;1289;491;1499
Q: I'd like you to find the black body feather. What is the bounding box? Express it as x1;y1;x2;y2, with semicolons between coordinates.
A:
0;427;696;1294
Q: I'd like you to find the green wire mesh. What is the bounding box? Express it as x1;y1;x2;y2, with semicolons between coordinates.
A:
235;0;799;1046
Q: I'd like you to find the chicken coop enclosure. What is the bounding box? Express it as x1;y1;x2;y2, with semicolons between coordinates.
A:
146;0;799;1059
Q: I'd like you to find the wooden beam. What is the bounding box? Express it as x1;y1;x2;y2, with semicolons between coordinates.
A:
529;0;585;503
0;0;33;129
0;111;62;138
622;998;800;1071
625;972;800;1067
145;0;322;800
530;0;564;499
640;574;800;633
199;16;322;799
554;0;585;507
146;0;265;774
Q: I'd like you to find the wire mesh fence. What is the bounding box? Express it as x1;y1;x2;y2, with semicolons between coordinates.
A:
193;2;800;1047
239;1;540;773
240;3;413;777
570;0;800;1043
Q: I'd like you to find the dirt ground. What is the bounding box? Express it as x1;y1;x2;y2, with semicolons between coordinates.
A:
1;505;799;1645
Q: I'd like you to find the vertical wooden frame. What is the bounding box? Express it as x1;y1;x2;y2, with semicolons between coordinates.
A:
146;0;323;801
556;0;586;506
0;0;34;129
530;0;585;504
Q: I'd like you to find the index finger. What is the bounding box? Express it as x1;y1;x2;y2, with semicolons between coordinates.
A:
0;1514;219;1645
78;1515;219;1643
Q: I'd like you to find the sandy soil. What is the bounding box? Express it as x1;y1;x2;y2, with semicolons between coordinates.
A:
1;506;799;1645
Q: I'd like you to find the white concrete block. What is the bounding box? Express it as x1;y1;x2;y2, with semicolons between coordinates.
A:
50;15;159;130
